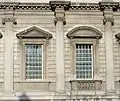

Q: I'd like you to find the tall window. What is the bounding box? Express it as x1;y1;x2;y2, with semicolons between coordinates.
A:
25;44;43;79
16;26;52;81
76;44;93;79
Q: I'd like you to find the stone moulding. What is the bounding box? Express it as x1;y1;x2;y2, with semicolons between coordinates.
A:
16;26;53;39
99;2;119;11
0;1;119;11
66;26;102;39
49;1;71;11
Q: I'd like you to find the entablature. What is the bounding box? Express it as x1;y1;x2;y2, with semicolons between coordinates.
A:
99;2;119;11
0;1;119;12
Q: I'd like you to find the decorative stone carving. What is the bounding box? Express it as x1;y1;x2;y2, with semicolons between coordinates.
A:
103;16;114;25
99;1;119;26
0;1;119;12
49;1;71;11
49;1;70;25
2;17;17;25
54;16;66;25
16;26;53;39
99;2;119;11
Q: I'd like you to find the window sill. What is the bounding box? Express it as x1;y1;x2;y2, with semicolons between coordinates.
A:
16;79;55;83
68;79;102;82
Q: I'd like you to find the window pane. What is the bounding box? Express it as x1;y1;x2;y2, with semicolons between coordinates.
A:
25;44;43;79
76;44;93;79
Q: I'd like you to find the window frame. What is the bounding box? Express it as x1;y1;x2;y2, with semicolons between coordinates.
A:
75;44;93;80
20;39;47;82
70;38;97;80
25;44;43;80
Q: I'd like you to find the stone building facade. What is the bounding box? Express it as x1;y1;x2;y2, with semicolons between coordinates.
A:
0;0;120;101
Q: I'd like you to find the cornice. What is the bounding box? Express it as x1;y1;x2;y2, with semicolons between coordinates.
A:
49;1;71;11
99;2;119;11
70;3;100;11
0;2;119;12
0;2;51;11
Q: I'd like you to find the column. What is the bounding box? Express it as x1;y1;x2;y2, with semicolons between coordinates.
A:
55;8;65;91
100;1;119;94
49;1;70;92
2;16;16;95
103;10;114;92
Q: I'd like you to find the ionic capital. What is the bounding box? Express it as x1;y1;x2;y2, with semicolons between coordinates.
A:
2;17;17;25
54;16;66;25
103;11;114;25
103;16;114;25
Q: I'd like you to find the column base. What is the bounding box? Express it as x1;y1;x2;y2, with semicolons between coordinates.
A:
107;90;116;95
105;90;117;96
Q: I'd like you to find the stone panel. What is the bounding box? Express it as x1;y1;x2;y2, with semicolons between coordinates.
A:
14;82;56;92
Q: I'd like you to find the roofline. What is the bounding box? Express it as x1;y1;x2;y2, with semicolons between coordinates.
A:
0;1;119;11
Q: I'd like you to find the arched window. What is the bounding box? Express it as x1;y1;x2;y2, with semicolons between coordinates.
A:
67;25;102;80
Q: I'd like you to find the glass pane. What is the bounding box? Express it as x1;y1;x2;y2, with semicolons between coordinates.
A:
76;44;93;79
25;44;43;79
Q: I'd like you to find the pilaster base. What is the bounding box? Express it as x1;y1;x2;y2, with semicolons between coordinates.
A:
55;90;66;95
106;90;116;95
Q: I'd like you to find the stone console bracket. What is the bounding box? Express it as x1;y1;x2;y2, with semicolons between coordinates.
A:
2;17;17;25
49;1;71;11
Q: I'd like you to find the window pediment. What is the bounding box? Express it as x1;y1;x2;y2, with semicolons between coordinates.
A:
66;26;102;39
16;26;52;39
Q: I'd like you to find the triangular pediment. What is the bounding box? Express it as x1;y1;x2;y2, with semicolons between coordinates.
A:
67;26;102;39
16;26;52;39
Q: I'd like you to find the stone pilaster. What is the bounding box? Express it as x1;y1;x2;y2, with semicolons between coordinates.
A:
104;10;114;92
99;1;119;94
50;1;70;92
2;10;17;95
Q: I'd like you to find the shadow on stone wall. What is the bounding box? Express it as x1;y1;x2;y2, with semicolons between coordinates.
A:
19;93;31;101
